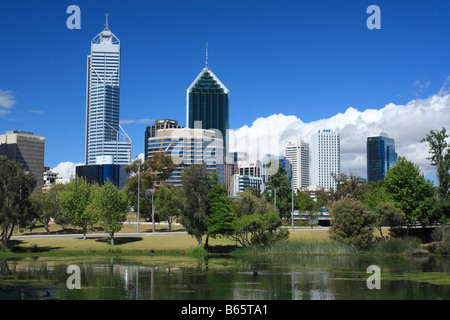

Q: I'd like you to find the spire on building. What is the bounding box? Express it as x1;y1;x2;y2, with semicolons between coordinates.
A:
205;42;209;69
105;13;109;30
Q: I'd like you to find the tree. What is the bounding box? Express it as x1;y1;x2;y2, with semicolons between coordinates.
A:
179;164;212;247
263;160;292;221
30;185;65;234
232;189;272;217
374;202;405;239
207;183;235;239
124;153;176;223
0;156;37;246
295;191;321;229
230;212;289;247
328;198;376;249
421;128;450;231
155;184;184;232
86;181;128;245
384;156;436;227
60;176;97;240
331;172;361;200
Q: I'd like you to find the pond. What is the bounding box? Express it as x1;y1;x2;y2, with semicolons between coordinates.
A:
0;254;449;300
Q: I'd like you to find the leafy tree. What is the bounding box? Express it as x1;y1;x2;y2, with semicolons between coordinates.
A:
230;212;289;247
60;176;97;240
232;189;272;217
384;156;435;227
207;183;235;239
0;156;37;246
263;160;292;221
421;128;450;233
30;185;65;234
329;198;376;249
294;191;321;228
155;184;184;232
179;164;211;247
124;153;176;223
374;202;405;239
331;172;361;200
86;181;128;245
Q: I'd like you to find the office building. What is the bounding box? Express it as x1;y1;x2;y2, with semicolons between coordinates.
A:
284;139;310;191
147;127;225;186
367;132;397;182
76;155;128;189
186;44;229;153
0;130;45;187
310;129;341;191
229;160;263;196
85;15;132;166
144;119;183;160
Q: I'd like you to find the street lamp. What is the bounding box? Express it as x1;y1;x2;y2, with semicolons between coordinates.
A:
148;189;155;233
135;155;140;233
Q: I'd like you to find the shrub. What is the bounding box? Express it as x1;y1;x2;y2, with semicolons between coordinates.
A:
329;198;375;249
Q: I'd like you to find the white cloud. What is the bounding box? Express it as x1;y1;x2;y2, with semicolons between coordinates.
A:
51;161;83;183
229;92;450;180
0;90;16;114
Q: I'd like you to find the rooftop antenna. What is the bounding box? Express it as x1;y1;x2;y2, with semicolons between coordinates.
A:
205;42;209;69
105;13;109;30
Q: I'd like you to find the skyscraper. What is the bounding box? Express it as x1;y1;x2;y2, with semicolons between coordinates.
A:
144;119;183;160
284;139;310;191
0;130;45;187
186;44;229;154
85;15;131;166
367;132;397;182
310;129;341;191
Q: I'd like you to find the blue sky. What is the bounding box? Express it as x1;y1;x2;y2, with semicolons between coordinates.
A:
0;0;449;180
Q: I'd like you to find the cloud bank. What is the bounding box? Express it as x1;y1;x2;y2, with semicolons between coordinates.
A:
229;92;450;180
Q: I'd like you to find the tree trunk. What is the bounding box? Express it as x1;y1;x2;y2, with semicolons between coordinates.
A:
110;233;114;246
197;236;203;247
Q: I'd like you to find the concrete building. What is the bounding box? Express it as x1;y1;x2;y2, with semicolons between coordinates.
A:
85;15;132;166
284;139;309;191
0;130;45;187
145;119;183;160
310;129;340;191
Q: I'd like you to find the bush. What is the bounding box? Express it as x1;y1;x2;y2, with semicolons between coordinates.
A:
329;198;375;249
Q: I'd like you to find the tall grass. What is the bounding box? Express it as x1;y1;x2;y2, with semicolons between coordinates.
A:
240;240;359;255
236;238;421;256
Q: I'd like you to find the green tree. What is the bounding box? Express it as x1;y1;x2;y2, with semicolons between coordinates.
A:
230;212;289;247
60;176;97;240
86;181;128;245
179;164;211;247
232;189;272;217
328;198;375;249
0;156;37;246
155;184;184;232
331;172;361;200
263;160;292;221
30;185;65;234
124;153;176;223
207;183;235;239
295;191;321;228
384;156;436;227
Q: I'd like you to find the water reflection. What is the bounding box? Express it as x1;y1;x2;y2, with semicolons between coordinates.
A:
0;255;449;300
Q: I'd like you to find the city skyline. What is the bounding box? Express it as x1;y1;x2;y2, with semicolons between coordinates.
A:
0;1;449;184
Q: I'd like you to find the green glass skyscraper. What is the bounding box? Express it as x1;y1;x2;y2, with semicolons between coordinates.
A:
186;44;229;154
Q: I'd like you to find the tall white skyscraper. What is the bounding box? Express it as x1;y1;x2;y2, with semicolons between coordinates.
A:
284;139;309;191
85;15;131;165
310;129;340;191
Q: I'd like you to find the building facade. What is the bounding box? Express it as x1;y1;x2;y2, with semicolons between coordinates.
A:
85;17;131;166
147;128;225;186
144;119;183;160
367;132;397;182
0;130;45;187
284;139;310;191
186;49;229;154
310;129;340;191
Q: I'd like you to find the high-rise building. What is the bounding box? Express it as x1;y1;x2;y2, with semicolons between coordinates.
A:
147;127;225;186
0;130;45;187
186;44;229;154
367;132;397;182
144;119;183;160
284;139;309;191
310;129;340;191
85;15;131;166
